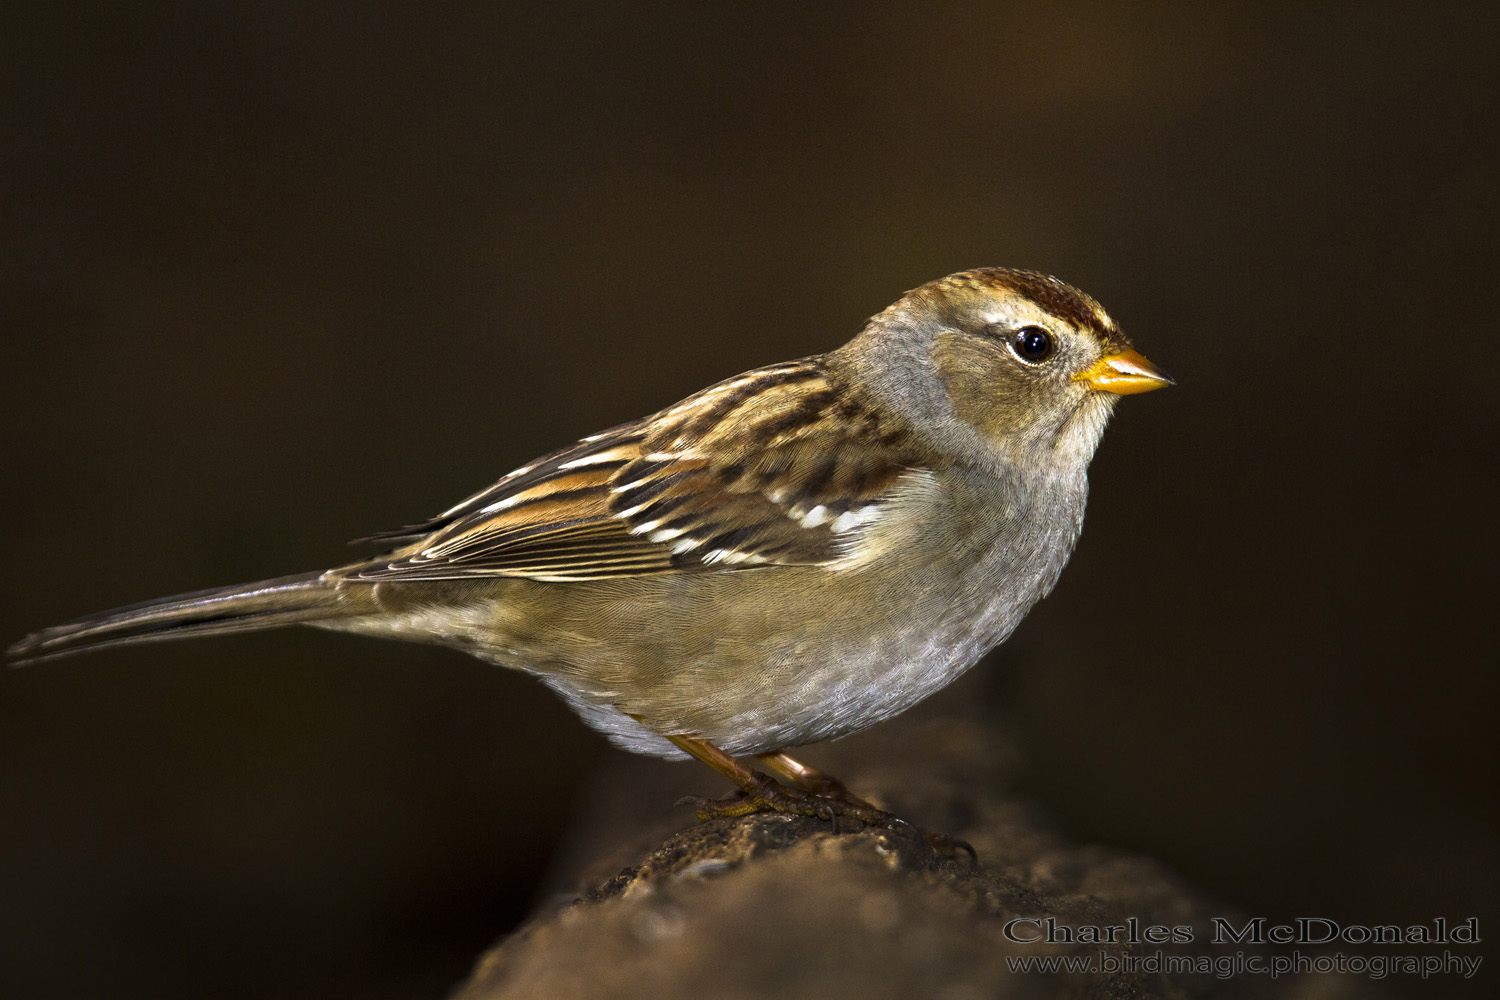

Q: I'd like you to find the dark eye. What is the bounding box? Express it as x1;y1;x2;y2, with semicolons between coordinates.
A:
1012;325;1054;363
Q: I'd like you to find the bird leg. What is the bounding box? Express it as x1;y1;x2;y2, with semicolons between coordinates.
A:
664;733;892;827
757;748;974;859
754;750;882;811
661;732;977;860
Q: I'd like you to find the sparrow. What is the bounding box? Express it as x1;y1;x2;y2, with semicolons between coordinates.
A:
10;267;1170;824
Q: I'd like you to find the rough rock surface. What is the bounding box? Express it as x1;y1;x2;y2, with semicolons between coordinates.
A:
450;684;1362;1000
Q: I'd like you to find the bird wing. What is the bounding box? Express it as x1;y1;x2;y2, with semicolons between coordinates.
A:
349;359;928;583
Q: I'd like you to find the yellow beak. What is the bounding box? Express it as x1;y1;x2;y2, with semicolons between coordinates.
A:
1073;348;1174;395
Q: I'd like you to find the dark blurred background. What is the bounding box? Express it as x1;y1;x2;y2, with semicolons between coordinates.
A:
3;3;1496;998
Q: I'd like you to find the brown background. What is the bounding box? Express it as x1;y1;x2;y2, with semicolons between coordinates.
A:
3;4;1496;998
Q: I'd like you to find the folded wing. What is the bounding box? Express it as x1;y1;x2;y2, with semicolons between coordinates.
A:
351;359;927;583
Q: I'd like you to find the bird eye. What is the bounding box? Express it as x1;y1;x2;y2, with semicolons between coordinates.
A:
1011;326;1054;363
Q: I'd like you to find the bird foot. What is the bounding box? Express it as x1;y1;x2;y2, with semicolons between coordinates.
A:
680;768;890;826
677;770;976;860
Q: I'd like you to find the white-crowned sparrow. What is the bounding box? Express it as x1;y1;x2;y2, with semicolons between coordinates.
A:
11;267;1170;821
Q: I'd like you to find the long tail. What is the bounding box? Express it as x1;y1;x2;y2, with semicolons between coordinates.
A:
8;572;360;664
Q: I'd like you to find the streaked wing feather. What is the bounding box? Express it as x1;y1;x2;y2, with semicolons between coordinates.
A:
352;359;924;583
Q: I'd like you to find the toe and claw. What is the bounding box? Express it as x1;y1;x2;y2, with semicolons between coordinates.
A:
664;732;976;860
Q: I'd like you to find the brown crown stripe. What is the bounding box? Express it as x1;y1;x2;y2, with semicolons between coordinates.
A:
938;267;1111;335
1003;273;1104;332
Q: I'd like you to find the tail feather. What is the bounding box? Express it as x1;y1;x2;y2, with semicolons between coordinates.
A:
8;572;352;664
